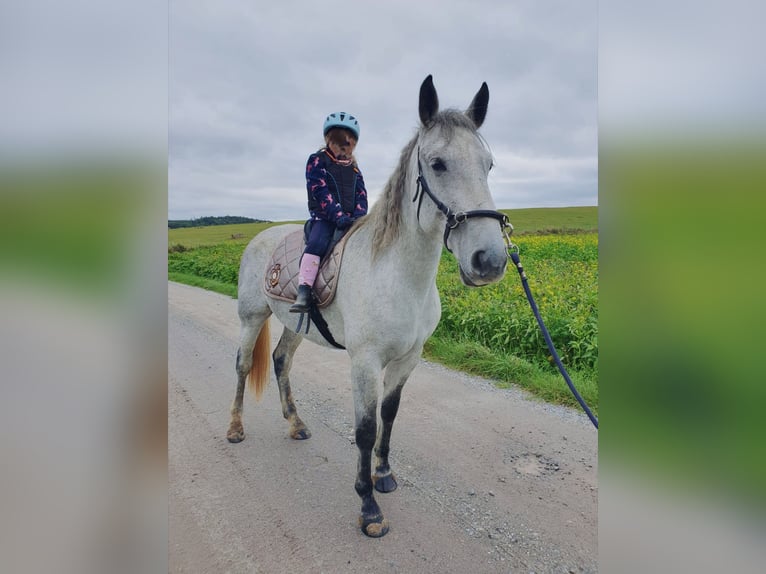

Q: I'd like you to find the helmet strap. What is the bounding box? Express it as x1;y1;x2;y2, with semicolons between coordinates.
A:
324;147;353;166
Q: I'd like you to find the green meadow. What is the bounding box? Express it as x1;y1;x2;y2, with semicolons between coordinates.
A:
168;220;296;249
168;206;597;248
169;206;598;412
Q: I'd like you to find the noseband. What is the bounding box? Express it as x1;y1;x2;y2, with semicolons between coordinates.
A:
413;154;513;253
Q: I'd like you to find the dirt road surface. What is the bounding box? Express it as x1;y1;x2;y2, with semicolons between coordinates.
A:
169;282;597;573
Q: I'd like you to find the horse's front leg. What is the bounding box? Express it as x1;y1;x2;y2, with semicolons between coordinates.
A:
373;350;421;493
351;356;389;537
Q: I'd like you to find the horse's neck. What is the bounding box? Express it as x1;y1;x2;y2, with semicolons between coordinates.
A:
391;226;443;283
386;169;445;287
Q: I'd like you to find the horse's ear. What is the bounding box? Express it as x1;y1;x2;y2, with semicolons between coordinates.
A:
419;75;439;126
466;82;489;129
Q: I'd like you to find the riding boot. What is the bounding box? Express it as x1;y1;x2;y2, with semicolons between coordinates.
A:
290;284;313;313
290;253;320;313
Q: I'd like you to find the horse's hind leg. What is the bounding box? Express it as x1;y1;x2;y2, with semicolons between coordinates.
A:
227;313;270;443
373;349;422;493
273;327;310;440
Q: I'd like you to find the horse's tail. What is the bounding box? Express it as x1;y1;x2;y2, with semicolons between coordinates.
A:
248;320;271;402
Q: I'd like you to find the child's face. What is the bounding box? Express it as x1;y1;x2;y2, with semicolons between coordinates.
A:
326;131;357;160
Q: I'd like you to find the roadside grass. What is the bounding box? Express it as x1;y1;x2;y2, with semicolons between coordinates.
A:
168;206;598;412
168;242;243;285
168;272;237;298
423;335;598;414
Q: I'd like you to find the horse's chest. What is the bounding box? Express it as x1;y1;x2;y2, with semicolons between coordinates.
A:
382;290;440;341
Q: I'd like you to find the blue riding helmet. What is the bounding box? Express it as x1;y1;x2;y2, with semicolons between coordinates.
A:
323;112;360;140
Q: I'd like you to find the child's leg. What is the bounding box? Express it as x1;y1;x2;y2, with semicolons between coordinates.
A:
298;253;320;286
301;220;334;286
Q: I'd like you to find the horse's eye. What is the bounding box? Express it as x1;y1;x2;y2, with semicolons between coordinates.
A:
489;161;494;171
431;159;447;172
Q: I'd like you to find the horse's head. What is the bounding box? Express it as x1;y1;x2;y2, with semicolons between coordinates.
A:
415;75;509;287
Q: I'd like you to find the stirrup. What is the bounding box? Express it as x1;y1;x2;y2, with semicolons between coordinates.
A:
290;285;313;313
289;301;310;313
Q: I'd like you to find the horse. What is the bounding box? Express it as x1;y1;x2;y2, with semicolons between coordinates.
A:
227;75;510;537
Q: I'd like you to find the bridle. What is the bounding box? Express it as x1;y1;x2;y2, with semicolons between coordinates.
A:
413;151;514;254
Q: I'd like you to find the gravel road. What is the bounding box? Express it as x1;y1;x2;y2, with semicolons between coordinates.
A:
169;281;597;573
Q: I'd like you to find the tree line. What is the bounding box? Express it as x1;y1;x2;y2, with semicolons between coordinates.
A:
168;216;269;229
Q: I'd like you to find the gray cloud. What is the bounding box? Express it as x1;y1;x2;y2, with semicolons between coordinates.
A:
169;0;598;220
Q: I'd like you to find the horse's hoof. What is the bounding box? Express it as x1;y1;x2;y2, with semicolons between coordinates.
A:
226;430;245;443
290;427;311;440
359;515;389;538
373;472;398;493
226;422;245;443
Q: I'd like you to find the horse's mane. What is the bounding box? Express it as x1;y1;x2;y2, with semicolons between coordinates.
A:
362;110;480;260
364;135;417;260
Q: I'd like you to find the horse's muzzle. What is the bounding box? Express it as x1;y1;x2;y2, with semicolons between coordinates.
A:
460;249;508;286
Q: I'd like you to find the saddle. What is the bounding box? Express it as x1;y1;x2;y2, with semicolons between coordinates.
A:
263;226;352;308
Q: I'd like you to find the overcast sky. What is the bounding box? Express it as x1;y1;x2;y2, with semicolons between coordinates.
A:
3;0;762;221
168;0;598;222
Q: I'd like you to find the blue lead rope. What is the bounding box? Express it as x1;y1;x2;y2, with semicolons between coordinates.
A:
509;251;599;429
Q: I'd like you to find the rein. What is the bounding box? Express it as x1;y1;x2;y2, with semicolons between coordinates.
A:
413;154;512;253
507;243;599;429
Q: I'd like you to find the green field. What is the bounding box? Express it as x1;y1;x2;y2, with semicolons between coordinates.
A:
499;206;597;234
168;220;298;249
168;206;598;412
168;206;598;248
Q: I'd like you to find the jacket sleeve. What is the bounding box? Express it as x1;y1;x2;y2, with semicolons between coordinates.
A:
353;169;368;218
306;153;344;222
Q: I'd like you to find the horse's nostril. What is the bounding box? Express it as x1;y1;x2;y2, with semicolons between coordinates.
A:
472;250;495;275
472;249;506;277
472;250;487;272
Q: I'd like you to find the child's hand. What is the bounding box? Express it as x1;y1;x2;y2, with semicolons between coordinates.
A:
336;215;353;230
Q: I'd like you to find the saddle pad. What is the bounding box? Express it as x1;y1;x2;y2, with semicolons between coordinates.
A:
263;228;350;308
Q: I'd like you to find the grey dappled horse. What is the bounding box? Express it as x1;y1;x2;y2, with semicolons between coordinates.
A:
228;75;509;537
